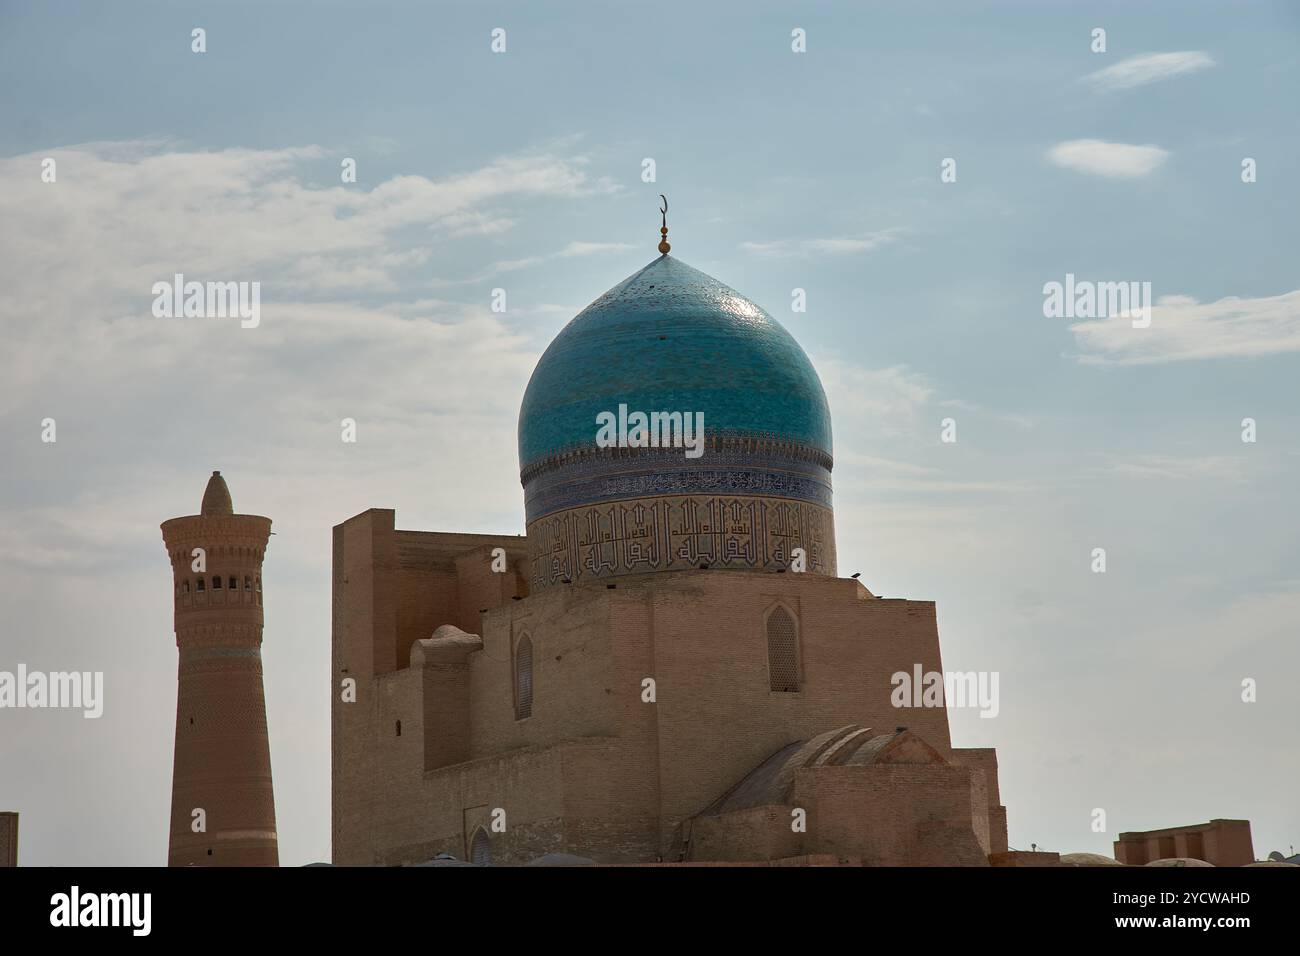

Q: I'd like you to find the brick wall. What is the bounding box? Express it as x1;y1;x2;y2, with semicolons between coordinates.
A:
793;765;989;865
332;508;1007;866
1115;818;1254;866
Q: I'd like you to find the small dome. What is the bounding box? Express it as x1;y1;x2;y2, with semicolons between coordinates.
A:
430;624;479;645
201;471;234;515
1059;852;1124;867
1145;857;1214;867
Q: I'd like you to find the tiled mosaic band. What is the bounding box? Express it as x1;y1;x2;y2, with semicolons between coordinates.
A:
521;434;834;524
525;493;836;590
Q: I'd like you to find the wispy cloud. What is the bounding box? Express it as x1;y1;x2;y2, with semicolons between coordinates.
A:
1101;454;1247;482
815;359;933;435
475;241;635;279
1047;139;1169;178
0;141;619;305
1070;289;1300;364
939;399;1038;431
741;229;899;259
1084;51;1215;92
0;140;618;563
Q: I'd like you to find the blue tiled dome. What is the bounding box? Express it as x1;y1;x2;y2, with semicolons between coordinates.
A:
518;255;832;473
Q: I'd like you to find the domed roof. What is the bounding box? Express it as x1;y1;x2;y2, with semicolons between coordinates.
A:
1145;857;1214;867
518;255;831;472
701;726;947;818
201;470;233;515
1058;852;1125;867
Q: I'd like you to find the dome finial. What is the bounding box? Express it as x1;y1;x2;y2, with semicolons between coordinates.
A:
657;194;671;255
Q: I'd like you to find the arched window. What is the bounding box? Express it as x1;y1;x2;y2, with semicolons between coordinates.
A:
470;827;491;866
228;576;237;591
196;578;205;593
212;576;222;590
766;606;799;693
515;635;533;720
182;580;190;593
244;576;252;591
395;720;402;737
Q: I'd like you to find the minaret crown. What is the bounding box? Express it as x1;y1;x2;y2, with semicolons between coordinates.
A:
201;470;234;516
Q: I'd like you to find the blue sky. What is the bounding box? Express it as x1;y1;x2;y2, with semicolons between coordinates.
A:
1;0;1298;865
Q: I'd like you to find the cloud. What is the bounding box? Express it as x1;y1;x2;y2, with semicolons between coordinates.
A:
1101;455;1247;482
0;140;627;570
483;240;634;278
814;359;934;436
0;141;618;312
0;141;625;406
1070;289;1300;364
557;241;633;258
939;399;1037;431
741;229;899;259
1046;139;1169;178
1084;51;1215;92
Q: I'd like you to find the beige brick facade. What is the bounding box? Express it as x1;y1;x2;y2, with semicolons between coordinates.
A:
1114;819;1254;867
331;507;1008;866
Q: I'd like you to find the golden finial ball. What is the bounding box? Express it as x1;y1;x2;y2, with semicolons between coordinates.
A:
658;239;671;254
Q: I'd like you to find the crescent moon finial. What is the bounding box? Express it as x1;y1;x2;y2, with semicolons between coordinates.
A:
657;194;671;255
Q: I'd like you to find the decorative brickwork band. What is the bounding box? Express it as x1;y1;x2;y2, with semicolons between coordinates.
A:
526;493;836;589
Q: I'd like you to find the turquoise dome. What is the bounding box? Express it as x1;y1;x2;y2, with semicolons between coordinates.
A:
518;255;832;473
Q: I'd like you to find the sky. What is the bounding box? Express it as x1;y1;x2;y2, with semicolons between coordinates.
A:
1;0;1297;866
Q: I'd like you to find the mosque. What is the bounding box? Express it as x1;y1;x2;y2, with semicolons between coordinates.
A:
329;210;1010;866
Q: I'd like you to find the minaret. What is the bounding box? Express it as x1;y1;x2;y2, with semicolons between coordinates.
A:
160;471;278;866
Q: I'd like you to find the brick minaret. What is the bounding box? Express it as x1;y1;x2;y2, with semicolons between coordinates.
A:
161;471;278;866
